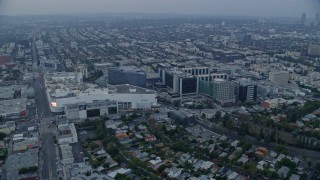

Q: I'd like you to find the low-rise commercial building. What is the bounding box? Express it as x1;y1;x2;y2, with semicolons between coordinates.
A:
0;55;15;67
0;121;15;134
5;149;38;180
262;98;287;109
57;123;78;144
13;137;39;152
0;98;27;119
40;59;61;71
65;100;118;122
0;86;16;100
45;72;157;115
0;85;35;100
60;144;74;165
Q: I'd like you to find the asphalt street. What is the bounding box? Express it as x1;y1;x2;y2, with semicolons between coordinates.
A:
35;73;58;180
32;34;58;180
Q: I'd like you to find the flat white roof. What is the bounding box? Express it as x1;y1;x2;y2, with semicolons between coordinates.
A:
0;98;27;115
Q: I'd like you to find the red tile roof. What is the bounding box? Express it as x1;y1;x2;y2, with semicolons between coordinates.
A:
0;55;13;65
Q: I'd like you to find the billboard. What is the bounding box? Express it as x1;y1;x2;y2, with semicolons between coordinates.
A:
78;102;87;111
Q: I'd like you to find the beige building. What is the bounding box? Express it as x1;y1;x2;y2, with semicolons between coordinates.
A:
0;121;15;134
13;137;39;152
308;44;320;56
269;71;289;85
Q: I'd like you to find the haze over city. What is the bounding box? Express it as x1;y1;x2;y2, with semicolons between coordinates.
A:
2;0;320;179
0;0;319;17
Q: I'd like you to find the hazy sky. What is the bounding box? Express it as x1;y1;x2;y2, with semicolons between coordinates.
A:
0;0;319;17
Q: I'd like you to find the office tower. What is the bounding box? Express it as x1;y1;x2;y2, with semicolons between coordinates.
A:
308;44;320;56
182;67;209;76
214;79;236;104
197;73;228;82
301;13;307;24
199;80;214;98
234;79;257;103
108;66;146;88
180;77;198;95
199;79;236;105
162;69;197;95
216;65;242;75
269;71;289;85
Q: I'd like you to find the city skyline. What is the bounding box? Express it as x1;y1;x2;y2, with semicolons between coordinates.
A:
0;0;319;18
1;5;320;180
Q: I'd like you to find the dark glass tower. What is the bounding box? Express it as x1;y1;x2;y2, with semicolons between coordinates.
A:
108;66;146;88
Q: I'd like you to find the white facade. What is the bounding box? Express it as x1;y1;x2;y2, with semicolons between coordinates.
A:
214;79;236;104
246;85;256;101
36;40;43;48
60;144;74;165
40;59;60;71
45;72;83;84
65;100;118;121
70;41;78;49
109;93;157;109
269;71;289;85
45;73;157;114
196;72;228;82
58;123;78;144
182;66;209;76
49;87;157;113
75;64;88;78
48;88;109;113
0;98;27;118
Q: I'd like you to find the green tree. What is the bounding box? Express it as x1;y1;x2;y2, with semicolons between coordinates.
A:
157;164;166;173
171;141;190;152
238;123;248;136
244;163;258;174
19;166;38;174
316;161;320;172
107;143;119;156
263;168;278;179
215;111;222;119
195;104;203;109
201;113;206;119
276;158;296;171
115;174;129;180
257;128;265;140
0;132;6;141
